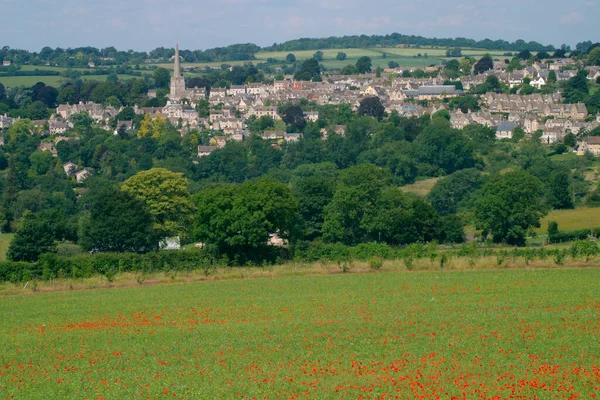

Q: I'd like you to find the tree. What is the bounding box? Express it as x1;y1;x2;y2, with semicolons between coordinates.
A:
563;70;590;103
446;48;462;57
280;105;306;132
0;82;5;100
313;51;324;61
29;150;54;175
388;61;399;69
322;165;389;244
518;50;532;60
293;58;321;81
358;96;384;120
193;179;300;261
475;171;547;245
588;47;600;66
507;57;522;72
412;119;476;174
285;53;296;63
340;64;358;75
138;114;166;139
473;55;493;74
428;169;486;216
291;164;337;240
563;132;576;147
79;185;155;253
7;211;57;262
122;168;195;240
153;68;171;89
548;70;557;83
546;168;574;210
356;56;372;74
336;52;347;61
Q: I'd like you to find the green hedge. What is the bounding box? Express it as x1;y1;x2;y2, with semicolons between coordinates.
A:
0;241;598;283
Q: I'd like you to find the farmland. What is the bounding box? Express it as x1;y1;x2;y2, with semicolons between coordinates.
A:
1;267;598;398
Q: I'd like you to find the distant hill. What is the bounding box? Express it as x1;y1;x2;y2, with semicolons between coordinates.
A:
262;33;557;53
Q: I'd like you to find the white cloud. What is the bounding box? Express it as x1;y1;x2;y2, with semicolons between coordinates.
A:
560;11;583;25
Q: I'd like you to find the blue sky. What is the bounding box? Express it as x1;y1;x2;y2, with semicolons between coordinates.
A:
2;0;598;51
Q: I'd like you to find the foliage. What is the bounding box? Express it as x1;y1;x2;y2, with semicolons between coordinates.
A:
473;55;494;74
355;56;372;74
428;169;486;216
7;211;57;262
78;185;156;253
192;179;300;263
122;168;195;240
475;171;547;245
357;96;384;120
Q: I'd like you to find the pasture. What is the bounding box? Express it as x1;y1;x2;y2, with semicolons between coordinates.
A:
151;46;510;72
538;207;600;233
0;267;598;398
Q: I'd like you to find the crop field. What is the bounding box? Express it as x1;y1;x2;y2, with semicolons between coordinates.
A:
1;268;598;398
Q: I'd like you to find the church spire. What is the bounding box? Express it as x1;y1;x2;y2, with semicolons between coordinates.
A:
174;43;181;78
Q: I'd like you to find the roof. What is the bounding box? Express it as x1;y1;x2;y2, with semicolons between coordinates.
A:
497;121;517;132
586;136;600;145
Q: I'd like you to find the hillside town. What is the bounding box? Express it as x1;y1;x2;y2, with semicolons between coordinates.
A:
1;44;600;166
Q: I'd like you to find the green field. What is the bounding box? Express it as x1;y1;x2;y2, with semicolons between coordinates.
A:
538;207;600;233
0;233;13;261
153;46;510;73
0;268;598;398
400;177;439;197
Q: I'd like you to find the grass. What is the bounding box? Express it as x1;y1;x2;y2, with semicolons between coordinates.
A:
151;46;512;72
1;264;599;398
0;233;13;261
538;207;600;233
400;177;439;197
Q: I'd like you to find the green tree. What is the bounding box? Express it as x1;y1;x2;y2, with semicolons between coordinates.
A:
412;119;476;174
293;58;321;81
428;169;486;216
280;105;306;132
340;64;358;75
285;53;296;63
475;171;547;245
122;168;195;240
7;210;57;262
356;56;372;74
322;165;389;244
546;168;574;210
336;52;347;61
388;61;400;69
153;68;171;89
473;55;493;74
193;179;300;261
358;96;384;120
588;47;600;66
313;51;324;61
78;185;156;253
29;150;54;175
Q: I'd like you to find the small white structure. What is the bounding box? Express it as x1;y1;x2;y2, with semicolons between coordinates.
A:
159;236;181;250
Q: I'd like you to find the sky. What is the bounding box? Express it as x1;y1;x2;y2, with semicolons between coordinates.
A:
2;0;598;51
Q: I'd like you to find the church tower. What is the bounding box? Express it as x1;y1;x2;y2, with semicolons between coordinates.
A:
169;43;187;100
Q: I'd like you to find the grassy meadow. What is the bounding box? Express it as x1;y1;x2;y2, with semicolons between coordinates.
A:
0;266;598;398
538;207;600;233
400;177;440;197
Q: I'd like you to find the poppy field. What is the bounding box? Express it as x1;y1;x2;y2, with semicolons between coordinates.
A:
1;268;599;399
